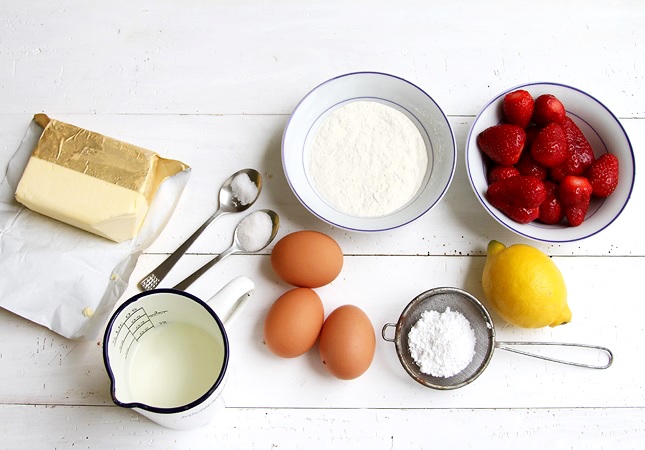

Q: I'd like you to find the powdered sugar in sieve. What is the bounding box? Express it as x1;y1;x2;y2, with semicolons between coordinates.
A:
408;307;476;378
382;287;613;390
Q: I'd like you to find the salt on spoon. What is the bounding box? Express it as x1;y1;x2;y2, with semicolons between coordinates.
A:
235;209;275;252
138;168;262;291
173;209;279;291
231;172;259;206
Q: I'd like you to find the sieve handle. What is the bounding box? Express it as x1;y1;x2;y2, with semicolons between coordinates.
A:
495;341;613;369
381;323;397;342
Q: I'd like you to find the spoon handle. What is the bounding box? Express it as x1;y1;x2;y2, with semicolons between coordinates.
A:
138;209;225;291
172;245;237;291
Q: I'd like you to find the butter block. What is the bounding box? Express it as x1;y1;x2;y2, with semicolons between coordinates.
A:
15;114;188;243
16;157;149;242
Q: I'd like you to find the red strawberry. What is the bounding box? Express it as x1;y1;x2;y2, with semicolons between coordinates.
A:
503;89;534;128
559;175;593;226
525;124;540;148
585;153;619;197
515;151;548;180
487;176;547;224
551;116;596;182
533;94;566;126
538;180;564;224
503;206;541;224
530;122;569;168
488;165;520;184
477;124;526;165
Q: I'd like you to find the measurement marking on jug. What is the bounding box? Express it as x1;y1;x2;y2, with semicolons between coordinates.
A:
148;309;168;318
114;307;158;357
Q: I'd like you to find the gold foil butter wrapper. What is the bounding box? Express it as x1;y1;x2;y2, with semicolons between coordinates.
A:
15;114;190;242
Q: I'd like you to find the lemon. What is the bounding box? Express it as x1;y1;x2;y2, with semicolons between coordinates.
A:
482;240;571;328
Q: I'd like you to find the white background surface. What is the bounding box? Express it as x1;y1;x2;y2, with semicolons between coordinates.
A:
1;1;643;448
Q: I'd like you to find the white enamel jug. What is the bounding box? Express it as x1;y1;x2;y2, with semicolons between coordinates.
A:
102;276;254;430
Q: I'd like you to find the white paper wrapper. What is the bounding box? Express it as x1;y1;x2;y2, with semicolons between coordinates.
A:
0;119;190;340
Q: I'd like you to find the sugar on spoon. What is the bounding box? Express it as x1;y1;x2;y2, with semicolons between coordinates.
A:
173;209;280;291
138;168;262;291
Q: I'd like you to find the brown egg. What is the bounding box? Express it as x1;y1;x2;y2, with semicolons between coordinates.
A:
271;231;343;288
319;305;375;380
263;288;324;358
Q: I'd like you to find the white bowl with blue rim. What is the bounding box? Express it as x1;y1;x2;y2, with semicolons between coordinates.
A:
466;82;635;243
282;72;456;232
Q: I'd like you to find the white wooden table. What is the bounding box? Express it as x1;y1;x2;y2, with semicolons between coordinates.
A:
1;1;643;448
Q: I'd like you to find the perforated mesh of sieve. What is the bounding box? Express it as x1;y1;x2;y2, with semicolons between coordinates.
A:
392;287;496;390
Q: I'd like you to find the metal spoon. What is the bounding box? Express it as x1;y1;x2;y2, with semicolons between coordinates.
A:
173;209;280;291
138;168;262;291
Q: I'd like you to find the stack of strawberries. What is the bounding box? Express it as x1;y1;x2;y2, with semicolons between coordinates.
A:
477;90;620;226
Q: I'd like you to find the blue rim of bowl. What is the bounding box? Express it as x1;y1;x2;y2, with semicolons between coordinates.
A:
282;71;457;232
466;81;635;243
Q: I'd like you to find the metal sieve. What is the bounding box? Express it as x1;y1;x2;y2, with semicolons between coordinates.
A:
382;287;613;390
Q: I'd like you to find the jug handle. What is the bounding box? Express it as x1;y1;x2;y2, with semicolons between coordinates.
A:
207;276;255;326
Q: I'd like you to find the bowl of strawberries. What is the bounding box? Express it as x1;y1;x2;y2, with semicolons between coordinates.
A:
466;82;635;242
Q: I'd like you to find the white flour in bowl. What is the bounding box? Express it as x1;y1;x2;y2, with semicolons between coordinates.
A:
308;101;427;217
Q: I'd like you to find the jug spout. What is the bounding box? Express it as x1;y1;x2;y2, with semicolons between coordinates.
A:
111;385;135;406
